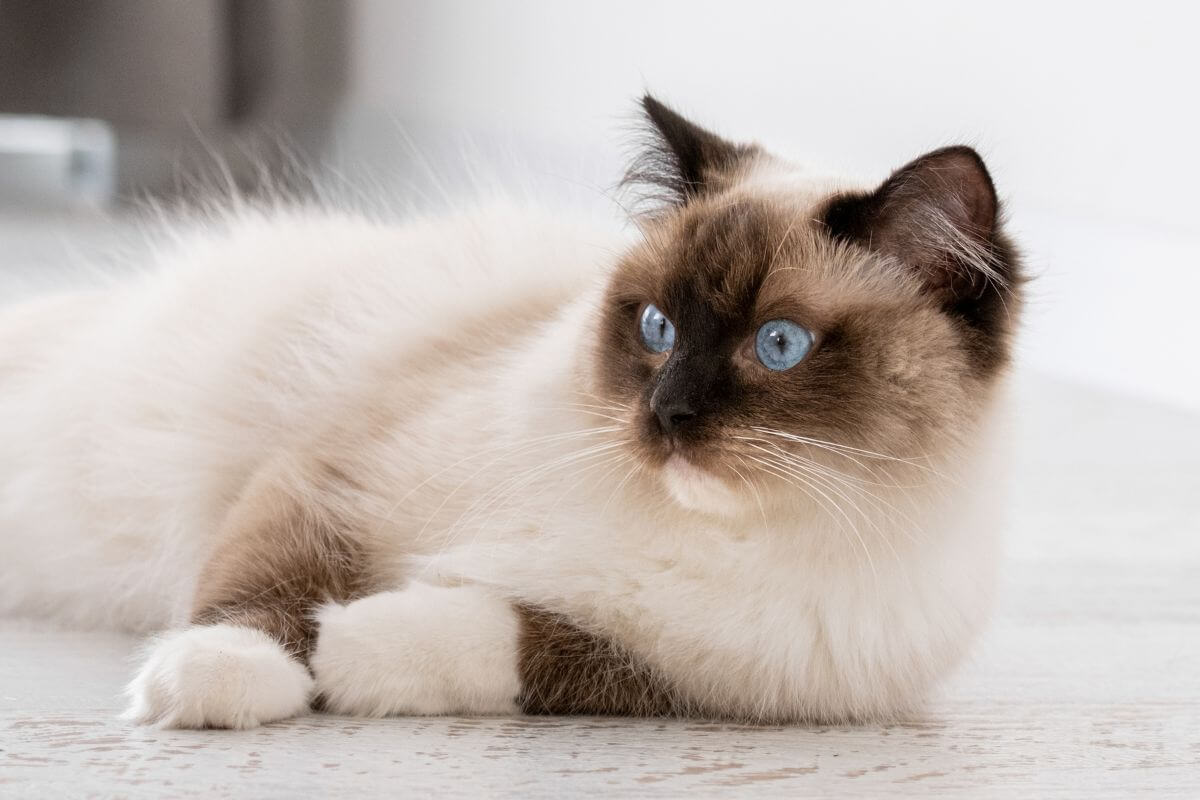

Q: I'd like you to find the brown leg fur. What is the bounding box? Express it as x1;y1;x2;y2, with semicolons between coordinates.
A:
516;605;681;716
191;478;372;661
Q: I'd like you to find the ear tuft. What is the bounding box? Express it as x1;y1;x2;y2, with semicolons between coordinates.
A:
823;146;1010;302
623;95;754;213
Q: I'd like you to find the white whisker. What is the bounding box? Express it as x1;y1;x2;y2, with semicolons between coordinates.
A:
741;453;877;580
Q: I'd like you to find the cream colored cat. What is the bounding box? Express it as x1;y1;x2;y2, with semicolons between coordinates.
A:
0;97;1021;728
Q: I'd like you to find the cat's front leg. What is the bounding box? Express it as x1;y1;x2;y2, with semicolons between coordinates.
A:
124;623;315;729
126;467;371;729
312;583;683;719
310;582;522;716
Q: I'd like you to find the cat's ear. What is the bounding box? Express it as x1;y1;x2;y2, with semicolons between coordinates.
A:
823;146;1009;303
624;95;756;211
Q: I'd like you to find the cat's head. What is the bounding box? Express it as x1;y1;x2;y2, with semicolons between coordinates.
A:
591;96;1022;517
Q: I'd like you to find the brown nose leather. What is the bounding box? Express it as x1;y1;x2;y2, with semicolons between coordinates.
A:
653;398;697;434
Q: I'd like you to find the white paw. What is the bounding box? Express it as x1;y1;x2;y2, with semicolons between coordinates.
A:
311;583;520;717
124;624;313;729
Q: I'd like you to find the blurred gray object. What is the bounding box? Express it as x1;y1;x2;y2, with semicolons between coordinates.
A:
0;115;115;208
0;0;349;204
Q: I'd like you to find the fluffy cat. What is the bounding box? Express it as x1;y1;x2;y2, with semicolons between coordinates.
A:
0;96;1021;728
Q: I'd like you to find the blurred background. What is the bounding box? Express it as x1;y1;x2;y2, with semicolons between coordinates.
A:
1;0;1197;410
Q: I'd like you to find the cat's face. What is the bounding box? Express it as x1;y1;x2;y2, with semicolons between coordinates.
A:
591;97;1021;516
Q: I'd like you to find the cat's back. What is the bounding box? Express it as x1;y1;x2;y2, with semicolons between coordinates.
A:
2;202;609;445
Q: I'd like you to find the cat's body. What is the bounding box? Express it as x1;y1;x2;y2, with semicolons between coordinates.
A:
0;98;1020;728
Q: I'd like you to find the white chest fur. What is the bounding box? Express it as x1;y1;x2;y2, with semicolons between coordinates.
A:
417;443;1001;722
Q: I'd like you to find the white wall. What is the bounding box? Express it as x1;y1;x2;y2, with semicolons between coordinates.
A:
342;0;1200;410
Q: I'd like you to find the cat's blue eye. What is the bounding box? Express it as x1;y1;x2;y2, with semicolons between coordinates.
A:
755;319;813;371
639;304;676;353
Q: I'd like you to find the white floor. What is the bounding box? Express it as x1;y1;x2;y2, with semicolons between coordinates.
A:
2;374;1197;797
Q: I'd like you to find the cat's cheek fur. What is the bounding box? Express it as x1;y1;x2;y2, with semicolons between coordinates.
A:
123;624;313;729
310;583;521;717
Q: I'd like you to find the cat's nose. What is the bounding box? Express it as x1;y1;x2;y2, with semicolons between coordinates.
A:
653;398;697;434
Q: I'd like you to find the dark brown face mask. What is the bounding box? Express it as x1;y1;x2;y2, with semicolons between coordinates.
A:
592;95;1022;487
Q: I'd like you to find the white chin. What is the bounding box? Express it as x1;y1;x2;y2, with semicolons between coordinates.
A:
659;455;743;516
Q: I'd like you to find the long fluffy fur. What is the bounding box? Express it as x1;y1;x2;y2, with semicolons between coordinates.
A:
0;112;1017;726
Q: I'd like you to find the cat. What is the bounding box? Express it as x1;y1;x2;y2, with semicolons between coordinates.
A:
0;96;1021;728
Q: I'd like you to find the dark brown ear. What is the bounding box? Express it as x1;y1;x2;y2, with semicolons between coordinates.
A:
823;146;1009;303
623;95;756;210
